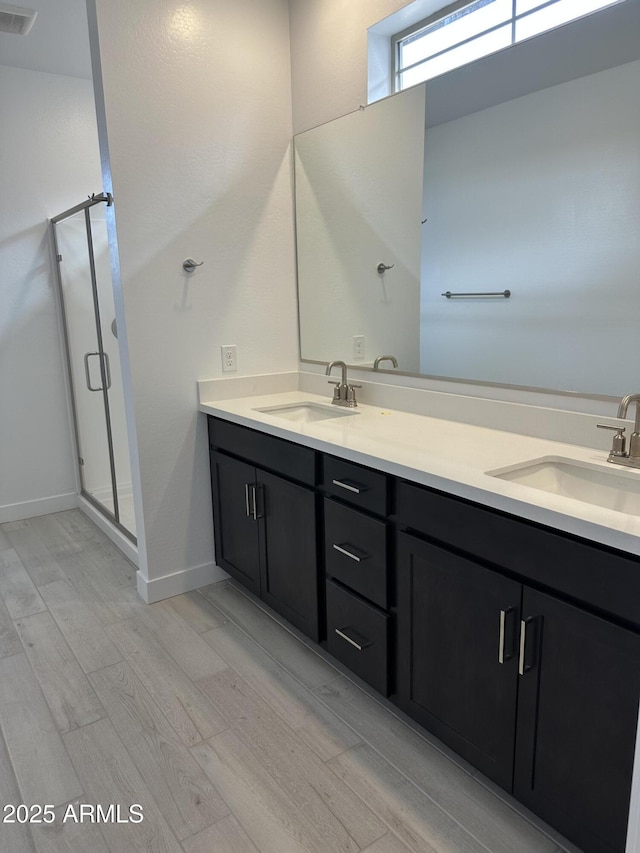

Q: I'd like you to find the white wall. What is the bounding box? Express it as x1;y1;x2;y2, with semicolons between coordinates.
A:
89;0;298;600
0;64;102;522
289;0;410;135
420;60;640;397
296;85;425;370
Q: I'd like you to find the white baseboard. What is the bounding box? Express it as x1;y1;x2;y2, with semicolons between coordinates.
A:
78;496;139;567
0;492;78;524
136;560;229;604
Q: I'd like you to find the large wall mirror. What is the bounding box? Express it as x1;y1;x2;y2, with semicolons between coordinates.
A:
294;0;640;399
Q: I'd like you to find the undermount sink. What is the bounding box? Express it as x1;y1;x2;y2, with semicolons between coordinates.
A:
487;456;640;515
253;401;360;423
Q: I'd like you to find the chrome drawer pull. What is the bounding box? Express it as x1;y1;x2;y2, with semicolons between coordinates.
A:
518;617;537;675
518;620;526;675
335;627;369;651
244;484;251;517
498;606;515;664
499;610;507;664
251;484;263;520
333;543;367;562
332;479;365;494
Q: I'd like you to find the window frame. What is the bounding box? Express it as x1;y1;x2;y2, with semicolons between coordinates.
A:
391;0;622;93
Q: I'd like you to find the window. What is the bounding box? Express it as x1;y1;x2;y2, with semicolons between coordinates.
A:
394;0;624;91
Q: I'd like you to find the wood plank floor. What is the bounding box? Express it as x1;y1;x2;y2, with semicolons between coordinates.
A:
0;510;581;853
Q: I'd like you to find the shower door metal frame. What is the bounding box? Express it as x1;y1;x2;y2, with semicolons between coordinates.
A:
51;192;135;543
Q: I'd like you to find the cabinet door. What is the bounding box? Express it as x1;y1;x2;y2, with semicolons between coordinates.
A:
210;451;260;596
258;469;319;642
397;533;521;789
515;588;640;853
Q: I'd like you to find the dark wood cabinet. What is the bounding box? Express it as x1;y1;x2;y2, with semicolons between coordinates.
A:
209;439;319;641
326;578;389;695
515;588;640;853
257;469;319;641
321;460;392;694
396;533;521;790
322;455;389;516
396;530;640;853
210;451;261;596
324;498;388;610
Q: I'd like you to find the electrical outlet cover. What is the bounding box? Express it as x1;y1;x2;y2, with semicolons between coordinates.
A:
221;344;237;372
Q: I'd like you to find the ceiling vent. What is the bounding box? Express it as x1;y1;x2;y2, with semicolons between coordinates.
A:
0;3;37;35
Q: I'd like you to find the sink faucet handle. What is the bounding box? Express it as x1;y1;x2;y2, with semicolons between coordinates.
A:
328;379;342;402
346;384;362;405
597;423;627;457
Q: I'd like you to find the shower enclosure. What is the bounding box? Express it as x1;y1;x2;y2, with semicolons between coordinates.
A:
51;193;136;541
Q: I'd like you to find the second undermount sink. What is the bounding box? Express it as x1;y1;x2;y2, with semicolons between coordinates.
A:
487;456;640;515
253;401;360;423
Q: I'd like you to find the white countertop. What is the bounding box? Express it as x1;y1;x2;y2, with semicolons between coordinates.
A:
199;389;640;557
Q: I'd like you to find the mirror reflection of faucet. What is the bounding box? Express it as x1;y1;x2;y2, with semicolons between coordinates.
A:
325;360;361;408
373;355;398;370
597;393;640;469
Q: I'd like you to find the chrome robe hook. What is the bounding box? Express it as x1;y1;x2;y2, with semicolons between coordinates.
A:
183;258;204;273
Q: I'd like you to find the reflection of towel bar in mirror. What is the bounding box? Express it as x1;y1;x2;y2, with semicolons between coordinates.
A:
442;290;511;299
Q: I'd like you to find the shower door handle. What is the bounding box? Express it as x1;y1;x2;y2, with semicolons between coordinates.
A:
84;352;112;391
84;352;101;391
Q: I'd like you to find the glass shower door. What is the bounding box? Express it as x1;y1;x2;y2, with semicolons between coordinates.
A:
51;194;136;541
88;206;136;536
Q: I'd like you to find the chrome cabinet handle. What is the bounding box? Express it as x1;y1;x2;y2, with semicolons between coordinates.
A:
332;479;365;494
498;606;515;664
518;617;537;675
244;484;263;521
251;484;263;520
518;620;527;675
335;627;370;651
332;543;368;562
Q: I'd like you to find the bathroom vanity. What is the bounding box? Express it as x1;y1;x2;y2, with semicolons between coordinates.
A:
202;389;640;853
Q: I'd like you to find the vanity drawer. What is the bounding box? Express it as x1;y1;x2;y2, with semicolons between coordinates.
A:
396;480;640;628
324;499;388;609
323;456;388;516
326;579;389;695
208;417;317;486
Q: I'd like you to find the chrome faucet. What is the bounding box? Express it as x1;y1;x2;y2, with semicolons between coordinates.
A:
597;393;640;469
325;360;361;407
373;355;398;370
